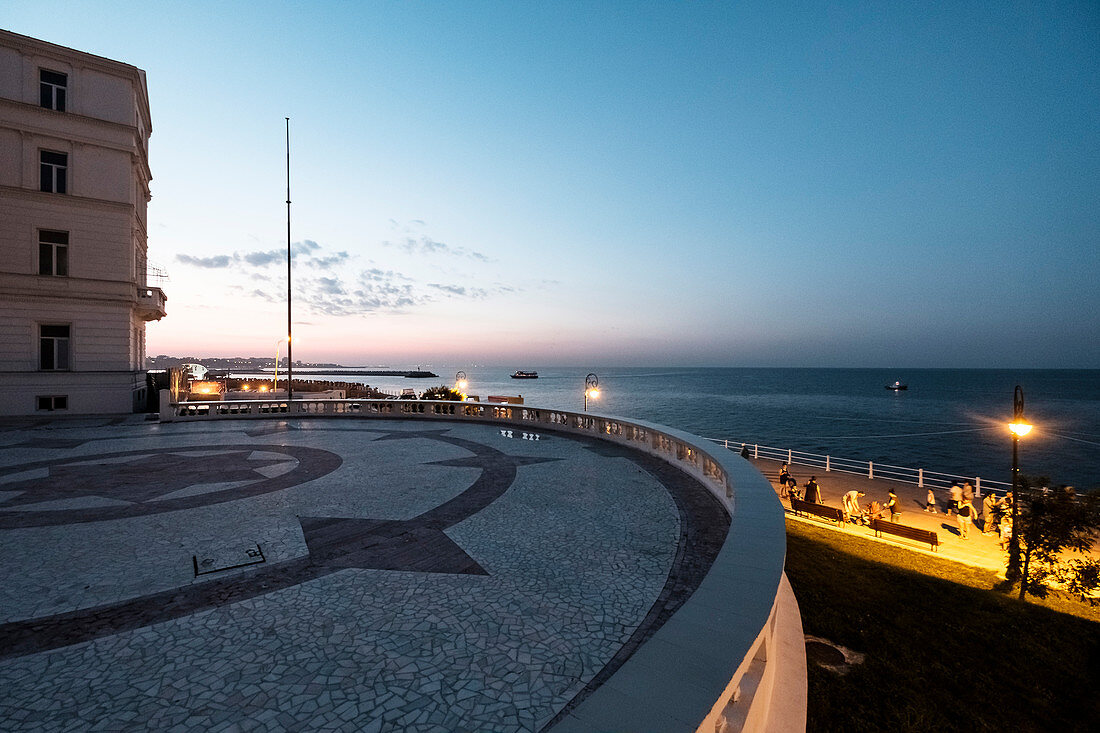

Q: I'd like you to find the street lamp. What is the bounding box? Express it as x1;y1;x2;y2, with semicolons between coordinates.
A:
1007;384;1032;580
455;370;468;392
584;373;599;412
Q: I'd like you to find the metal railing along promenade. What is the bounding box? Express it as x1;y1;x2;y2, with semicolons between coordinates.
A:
707;438;1013;496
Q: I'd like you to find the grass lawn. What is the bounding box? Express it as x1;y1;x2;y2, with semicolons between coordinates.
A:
784;519;1100;732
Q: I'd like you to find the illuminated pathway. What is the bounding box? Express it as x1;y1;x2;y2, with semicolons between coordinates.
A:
751;457;1023;570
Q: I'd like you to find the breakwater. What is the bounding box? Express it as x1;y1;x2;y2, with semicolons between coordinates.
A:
247;369;439;378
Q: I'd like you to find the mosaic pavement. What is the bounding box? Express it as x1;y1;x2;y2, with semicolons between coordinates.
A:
0;417;729;732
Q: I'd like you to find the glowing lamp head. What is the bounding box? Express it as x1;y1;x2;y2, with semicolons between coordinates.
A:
1009;421;1033;437
457;380;468;390
587;388;600;400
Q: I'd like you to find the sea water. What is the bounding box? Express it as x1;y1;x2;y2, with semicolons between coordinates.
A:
233;367;1100;490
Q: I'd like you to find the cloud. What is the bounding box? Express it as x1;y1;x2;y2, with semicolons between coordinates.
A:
173;236;508;316
306;251;350;270
254;267;432;316
426;283;511;300
177;240;344;271
251;288;277;302
292;239;321;256
175;254;233;268
242;249;285;267
316;277;345;295
381;235;491;262
428;283;468;296
389;218;425;231
362;267;412;283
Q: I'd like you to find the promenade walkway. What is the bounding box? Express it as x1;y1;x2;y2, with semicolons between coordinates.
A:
0;414;762;732
749;458;1010;573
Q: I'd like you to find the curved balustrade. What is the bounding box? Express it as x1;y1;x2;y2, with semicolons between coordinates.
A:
160;394;804;731
164;398;752;502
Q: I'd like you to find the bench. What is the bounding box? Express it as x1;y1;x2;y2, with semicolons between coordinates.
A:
870;518;939;551
790;497;842;525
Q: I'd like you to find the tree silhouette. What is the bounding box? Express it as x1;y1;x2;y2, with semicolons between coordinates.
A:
421;385;464;401
1015;475;1100;602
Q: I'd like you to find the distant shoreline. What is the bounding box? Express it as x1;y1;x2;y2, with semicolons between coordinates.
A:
245;369;438;378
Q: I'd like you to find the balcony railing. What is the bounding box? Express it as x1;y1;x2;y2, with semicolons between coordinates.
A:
135;286;166;320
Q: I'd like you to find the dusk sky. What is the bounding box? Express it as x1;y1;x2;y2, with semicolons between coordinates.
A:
8;2;1099;368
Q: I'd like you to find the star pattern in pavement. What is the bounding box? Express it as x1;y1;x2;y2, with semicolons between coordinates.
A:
297;440;561;576
299;516;489;575
0;451;287;507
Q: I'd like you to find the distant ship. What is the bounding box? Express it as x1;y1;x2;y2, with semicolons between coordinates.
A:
886;380;908;391
511;370;539;379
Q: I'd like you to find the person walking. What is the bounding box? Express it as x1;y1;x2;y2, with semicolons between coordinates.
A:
948;482;962;516
963;481;975;504
887;489;901;522
925;488;938;513
958;497;974;539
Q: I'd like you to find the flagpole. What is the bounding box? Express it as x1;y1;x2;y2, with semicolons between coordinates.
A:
285;117;293;404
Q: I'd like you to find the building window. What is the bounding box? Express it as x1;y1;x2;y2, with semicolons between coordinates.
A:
36;395;68;411
40;151;68;194
39;325;70;371
40;69;67;111
38;230;69;276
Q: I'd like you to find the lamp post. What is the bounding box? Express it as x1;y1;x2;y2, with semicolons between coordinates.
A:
455;370;468;392
584;373;599;412
285;118;294;404
1007;384;1032;580
274;337;288;393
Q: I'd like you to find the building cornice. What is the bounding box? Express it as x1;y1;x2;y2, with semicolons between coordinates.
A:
0;183;136;213
0;271;139;295
0;99;149;169
0;29;151;135
0;96;137;136
0;370;149;375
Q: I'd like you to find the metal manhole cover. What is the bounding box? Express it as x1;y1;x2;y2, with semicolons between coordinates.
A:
192;543;265;576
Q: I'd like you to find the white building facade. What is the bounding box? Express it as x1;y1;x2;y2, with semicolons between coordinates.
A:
0;30;165;416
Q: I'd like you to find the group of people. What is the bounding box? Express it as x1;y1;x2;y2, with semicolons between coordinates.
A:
927;481;1015;545
778;464;822;503
838;488;902;525
779;463;1015;547
780;463;900;525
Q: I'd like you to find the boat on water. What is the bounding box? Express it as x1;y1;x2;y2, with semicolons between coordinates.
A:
511;370;539;379
886;380;908;391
